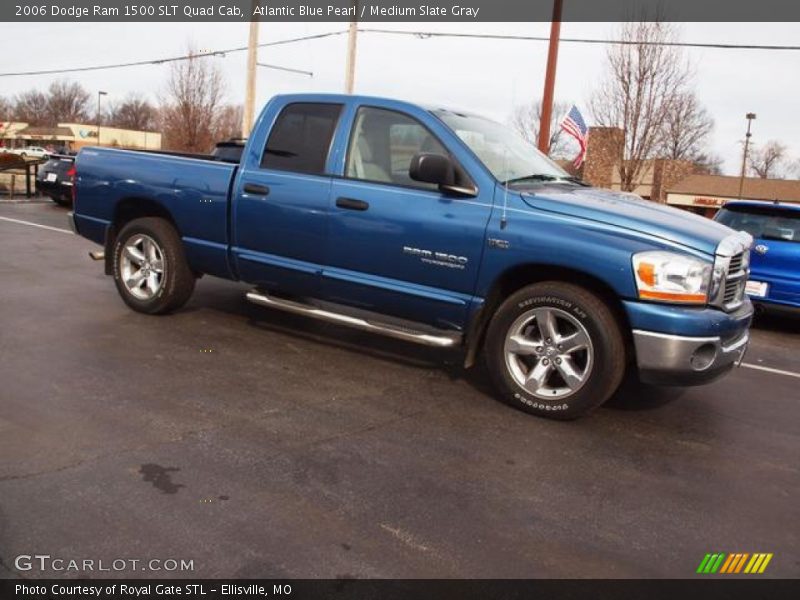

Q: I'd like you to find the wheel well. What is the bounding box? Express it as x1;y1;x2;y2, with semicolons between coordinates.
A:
464;264;634;367
103;197;179;275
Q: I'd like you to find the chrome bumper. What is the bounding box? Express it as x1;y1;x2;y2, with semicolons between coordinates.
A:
633;329;749;386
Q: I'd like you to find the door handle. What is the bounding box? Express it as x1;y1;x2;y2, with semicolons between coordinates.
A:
336;197;369;211
243;183;270;196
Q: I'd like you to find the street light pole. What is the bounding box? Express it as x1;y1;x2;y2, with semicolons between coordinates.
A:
97;91;107;147
242;1;260;138
537;0;563;155
738;112;756;199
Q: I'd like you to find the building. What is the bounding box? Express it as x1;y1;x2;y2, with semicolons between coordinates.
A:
563;126;800;218
562;126;701;203
0;121;161;152
665;174;800;217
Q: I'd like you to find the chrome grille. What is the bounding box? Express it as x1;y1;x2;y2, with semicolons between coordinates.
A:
711;232;753;312
723;251;746;306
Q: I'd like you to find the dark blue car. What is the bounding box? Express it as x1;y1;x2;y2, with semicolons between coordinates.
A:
715;200;800;313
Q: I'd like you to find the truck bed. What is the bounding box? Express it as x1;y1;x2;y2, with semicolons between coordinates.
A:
74;146;238;279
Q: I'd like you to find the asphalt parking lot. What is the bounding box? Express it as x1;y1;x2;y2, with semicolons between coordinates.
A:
1;200;798;579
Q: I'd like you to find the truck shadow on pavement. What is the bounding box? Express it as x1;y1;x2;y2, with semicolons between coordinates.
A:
194;286;685;415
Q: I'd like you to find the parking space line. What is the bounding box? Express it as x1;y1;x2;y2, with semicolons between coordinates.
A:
0;215;73;235
741;363;800;380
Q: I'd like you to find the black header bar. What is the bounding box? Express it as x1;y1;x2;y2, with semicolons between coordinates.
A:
4;0;800;22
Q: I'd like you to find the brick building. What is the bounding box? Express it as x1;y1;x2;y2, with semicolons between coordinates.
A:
567;126;699;203
563;126;800;218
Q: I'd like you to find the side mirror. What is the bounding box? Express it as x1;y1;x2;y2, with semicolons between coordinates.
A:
409;153;455;187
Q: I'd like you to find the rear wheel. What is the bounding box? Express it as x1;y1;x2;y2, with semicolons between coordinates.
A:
484;281;626;420
112;217;195;314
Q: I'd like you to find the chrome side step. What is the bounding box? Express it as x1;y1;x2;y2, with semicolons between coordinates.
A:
246;291;462;348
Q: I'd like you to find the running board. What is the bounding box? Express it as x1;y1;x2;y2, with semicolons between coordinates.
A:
245;291;462;348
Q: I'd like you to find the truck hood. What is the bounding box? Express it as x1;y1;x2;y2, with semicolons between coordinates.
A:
520;185;732;256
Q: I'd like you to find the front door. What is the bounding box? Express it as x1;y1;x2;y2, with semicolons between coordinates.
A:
323;106;492;330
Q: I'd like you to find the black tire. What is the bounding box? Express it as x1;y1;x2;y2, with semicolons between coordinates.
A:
112;217;195;315
50;195;71;207
484;281;626;420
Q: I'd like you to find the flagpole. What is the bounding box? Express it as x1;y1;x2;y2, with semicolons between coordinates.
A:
537;0;563;155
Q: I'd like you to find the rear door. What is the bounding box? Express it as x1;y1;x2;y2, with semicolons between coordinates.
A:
231;101;343;296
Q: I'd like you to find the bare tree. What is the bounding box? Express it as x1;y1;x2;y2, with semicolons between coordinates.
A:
748;140;789;179
13;90;49;125
590;21;691;191
790;158;800;179
109;94;158;131
659;91;714;161
510;100;572;158
0;96;11;121
159;46;225;153
215;104;245;141
46;80;91;124
692;151;724;175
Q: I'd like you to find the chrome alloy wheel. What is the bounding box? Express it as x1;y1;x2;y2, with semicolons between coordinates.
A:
503;307;594;399
120;234;165;300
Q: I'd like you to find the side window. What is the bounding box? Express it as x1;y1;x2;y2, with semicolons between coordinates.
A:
346;107;448;189
261;103;342;175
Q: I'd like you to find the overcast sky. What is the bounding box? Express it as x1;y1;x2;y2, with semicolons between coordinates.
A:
2;21;798;175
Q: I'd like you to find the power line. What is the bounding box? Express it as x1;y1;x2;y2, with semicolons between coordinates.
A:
1;26;797;79
257;62;313;77
0;30;347;78
358;28;800;51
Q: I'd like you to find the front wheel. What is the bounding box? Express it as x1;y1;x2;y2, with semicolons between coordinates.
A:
484;282;626;420
112;217;195;314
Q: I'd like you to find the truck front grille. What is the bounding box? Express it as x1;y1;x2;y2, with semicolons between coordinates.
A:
715;249;749;311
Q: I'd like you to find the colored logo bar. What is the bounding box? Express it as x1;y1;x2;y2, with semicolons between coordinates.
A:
696;553;773;574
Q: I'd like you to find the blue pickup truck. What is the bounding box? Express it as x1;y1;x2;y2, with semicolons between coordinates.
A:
715;200;799;313
70;93;753;419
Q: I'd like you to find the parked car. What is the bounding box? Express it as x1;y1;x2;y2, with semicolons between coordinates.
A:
4;146;50;159
36;155;75;206
70;94;753;420
715;200;799;313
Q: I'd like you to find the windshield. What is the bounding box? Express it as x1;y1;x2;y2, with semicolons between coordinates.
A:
716;206;800;243
433;109;569;183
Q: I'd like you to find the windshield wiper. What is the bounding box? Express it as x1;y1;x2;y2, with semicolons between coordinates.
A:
503;174;588;187
502;174;558;185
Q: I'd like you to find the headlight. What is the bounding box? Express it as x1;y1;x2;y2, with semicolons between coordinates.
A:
632;251;712;304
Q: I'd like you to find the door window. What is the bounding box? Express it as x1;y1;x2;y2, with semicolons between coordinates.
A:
346;107;447;189
261;102;342;175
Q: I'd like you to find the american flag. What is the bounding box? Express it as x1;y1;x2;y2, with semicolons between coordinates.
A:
559;105;589;168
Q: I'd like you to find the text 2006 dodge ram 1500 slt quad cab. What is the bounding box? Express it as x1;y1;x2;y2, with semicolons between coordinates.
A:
70;94;753;419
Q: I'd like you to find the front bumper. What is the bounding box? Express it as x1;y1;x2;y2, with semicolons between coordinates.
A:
633;328;749;386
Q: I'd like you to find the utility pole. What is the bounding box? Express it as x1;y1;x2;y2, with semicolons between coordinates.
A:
738;112;756;199
97;90;107;146
537;0;563;155
242;1;260;138
344;1;358;93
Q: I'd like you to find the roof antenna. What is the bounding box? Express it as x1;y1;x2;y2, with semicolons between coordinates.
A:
500;147;509;229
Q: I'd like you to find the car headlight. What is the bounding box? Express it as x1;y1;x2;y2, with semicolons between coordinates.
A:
632;251;712;304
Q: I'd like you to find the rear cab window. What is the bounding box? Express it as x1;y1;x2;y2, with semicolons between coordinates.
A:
260;102;343;175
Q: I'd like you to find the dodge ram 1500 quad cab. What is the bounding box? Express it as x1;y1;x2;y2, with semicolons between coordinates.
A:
70;94;753;419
